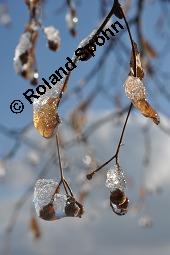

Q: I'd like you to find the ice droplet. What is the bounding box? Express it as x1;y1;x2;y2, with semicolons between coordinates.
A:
124;76;146;101
106;165;126;192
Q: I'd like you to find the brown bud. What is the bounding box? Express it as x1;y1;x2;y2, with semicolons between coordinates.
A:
117;197;129;215
64;197;79;216
48;40;59;52
39;203;56;221
86;174;93;180
110;189;126;206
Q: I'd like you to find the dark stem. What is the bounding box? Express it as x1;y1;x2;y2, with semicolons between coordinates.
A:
56;131;68;195
86;2;137;179
120;7;137;77
86;103;132;180
115;103;133;164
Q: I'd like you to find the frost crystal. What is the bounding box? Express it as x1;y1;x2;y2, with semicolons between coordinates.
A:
33;179;67;220
124;76;146;101
33;179;58;215
106;165;126;192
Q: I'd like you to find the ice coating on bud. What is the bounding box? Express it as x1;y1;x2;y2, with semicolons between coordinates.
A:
33;83;63;138
111;197;129;216
44;26;61;51
33;179;67;220
65;10;78;33
124;76;146;101
106;165;126;192
33;82;63;111
33;179;59;216
53;193;67;219
14;32;32;73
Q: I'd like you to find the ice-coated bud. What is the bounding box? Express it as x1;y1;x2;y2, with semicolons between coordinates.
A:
110;188;126;206
33;179;67;221
106;165;126;192
65;9;78;36
65;197;82;217
33;179;84;220
111;197;129;216
14;32;32;73
33;83;63;138
44;26;61;51
124;76;146;102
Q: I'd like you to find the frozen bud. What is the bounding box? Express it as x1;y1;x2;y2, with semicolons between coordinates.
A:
33;84;63;138
124;76;146;101
33;179;67;221
44;26;61;51
111;197;129;216
65;196;83;217
124;76;160;125
33;179;83;220
33;179;59;220
33;97;61;138
14;32;32;73
110;189;126;206
106;165;126;192
65;7;78;37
